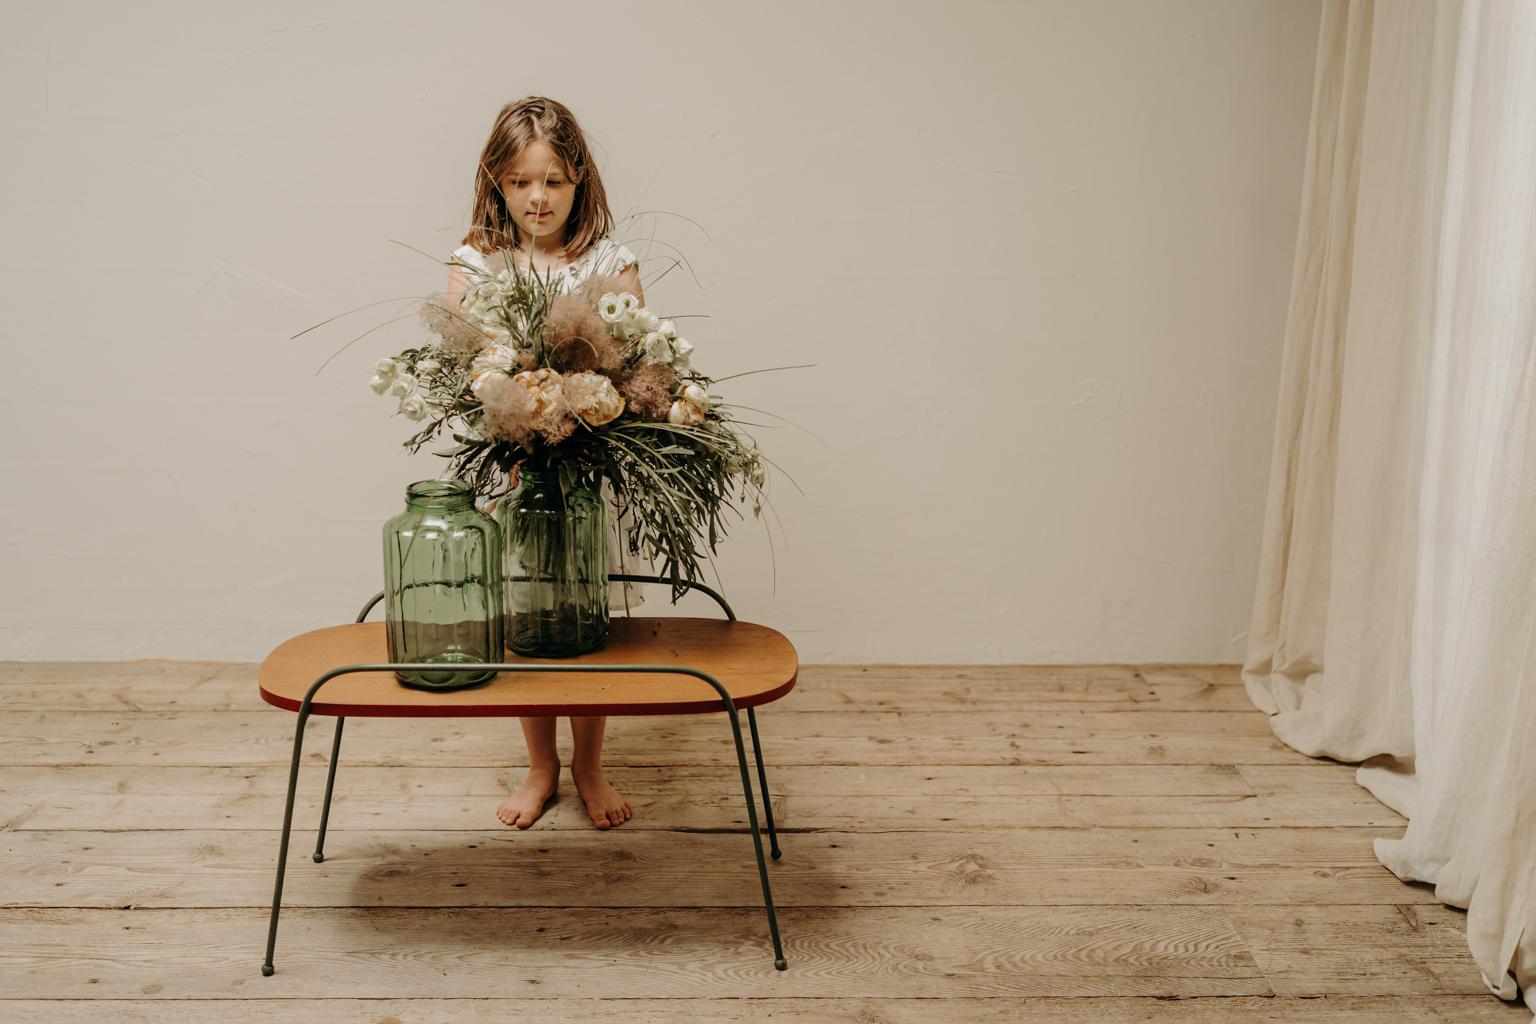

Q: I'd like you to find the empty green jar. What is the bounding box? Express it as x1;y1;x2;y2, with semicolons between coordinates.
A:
382;479;503;690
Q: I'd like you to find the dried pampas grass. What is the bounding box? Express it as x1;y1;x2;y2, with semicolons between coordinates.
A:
477;368;576;447
620;362;677;421
543;293;624;376
419;292;492;358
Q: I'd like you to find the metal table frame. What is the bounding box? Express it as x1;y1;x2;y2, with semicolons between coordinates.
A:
261;573;787;975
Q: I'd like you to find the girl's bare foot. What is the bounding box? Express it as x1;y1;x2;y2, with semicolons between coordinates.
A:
496;763;560;828
570;765;632;829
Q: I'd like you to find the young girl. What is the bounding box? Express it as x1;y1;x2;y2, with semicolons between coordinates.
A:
446;96;646;832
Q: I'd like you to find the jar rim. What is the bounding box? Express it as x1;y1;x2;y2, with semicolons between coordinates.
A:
406;479;473;502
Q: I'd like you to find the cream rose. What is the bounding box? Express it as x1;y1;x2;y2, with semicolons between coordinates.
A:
468;344;520;394
667;399;706;426
470;343;518;377
398;395;428;421
562;371;626;426
667;383;711;427
512;367;566;416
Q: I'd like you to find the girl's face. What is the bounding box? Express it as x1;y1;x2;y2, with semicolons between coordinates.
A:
499;140;576;248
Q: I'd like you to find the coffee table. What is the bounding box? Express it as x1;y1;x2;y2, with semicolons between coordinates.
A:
256;574;798;975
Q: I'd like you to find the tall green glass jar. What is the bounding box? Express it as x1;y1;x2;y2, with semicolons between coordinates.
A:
382;479;503;691
498;465;609;657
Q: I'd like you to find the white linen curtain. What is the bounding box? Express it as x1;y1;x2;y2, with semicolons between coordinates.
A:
1245;0;1536;1010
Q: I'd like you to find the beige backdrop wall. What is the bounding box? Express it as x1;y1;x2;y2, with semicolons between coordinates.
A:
0;0;1321;664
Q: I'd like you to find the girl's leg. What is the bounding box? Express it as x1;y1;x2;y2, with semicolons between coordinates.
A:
569;715;633;829
496;715;561;829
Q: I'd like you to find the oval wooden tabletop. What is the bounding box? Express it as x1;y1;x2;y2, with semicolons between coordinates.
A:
258;617;798;718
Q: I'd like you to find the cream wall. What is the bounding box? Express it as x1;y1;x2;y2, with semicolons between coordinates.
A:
0;0;1322;664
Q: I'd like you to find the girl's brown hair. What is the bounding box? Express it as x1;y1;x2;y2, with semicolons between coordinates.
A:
461;96;614;259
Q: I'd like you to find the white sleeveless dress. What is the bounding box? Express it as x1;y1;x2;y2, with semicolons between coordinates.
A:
450;237;649;613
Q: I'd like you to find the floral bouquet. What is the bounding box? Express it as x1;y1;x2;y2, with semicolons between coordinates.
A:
366;248;772;604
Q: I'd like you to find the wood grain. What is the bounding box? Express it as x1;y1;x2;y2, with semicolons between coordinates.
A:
0;660;1518;1021
3;997;1526;1023
0;906;1266;998
0;709;1311;768
0;764;1402;830
0;827;1434;908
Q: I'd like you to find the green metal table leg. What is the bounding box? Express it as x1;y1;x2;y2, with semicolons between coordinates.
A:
262;705;311;976
746;706;781;860
726;705;788;970
313;717;345;863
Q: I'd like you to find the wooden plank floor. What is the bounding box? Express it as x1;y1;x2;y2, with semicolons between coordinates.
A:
0;660;1527;1022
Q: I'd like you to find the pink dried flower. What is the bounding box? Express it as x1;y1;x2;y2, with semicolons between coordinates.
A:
543;293;623;375
620;362;677;421
419;292;493;358
476;373;536;448
534;400;577;444
576;272;627;304
477;367;575;448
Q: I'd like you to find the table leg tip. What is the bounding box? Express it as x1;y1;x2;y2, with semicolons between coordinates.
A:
774;957;787;971
312;853;324;863
261;963;275;977
771;848;782;860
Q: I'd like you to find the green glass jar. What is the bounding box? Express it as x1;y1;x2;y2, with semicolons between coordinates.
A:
498;465;609;657
382;480;503;690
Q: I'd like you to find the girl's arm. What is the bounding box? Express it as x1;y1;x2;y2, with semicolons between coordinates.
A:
617;262;644;308
447;265;470;299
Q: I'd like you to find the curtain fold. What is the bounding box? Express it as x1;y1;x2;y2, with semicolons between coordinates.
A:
1245;0;1536;1010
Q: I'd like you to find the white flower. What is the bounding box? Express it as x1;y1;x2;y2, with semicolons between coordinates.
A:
368;373;393;395
619;292;639;313
632;308;660;333
641;332;673;364
671;337;694;370
563;371;626;426
471;343;517;373
387;373;418;398
470;369;503;395
668;398;706;426
373;357;400;379
617;310;648;339
598;293;625;322
398;395;428;421
667;382;711;426
658;319;678;340
416;356;441;375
